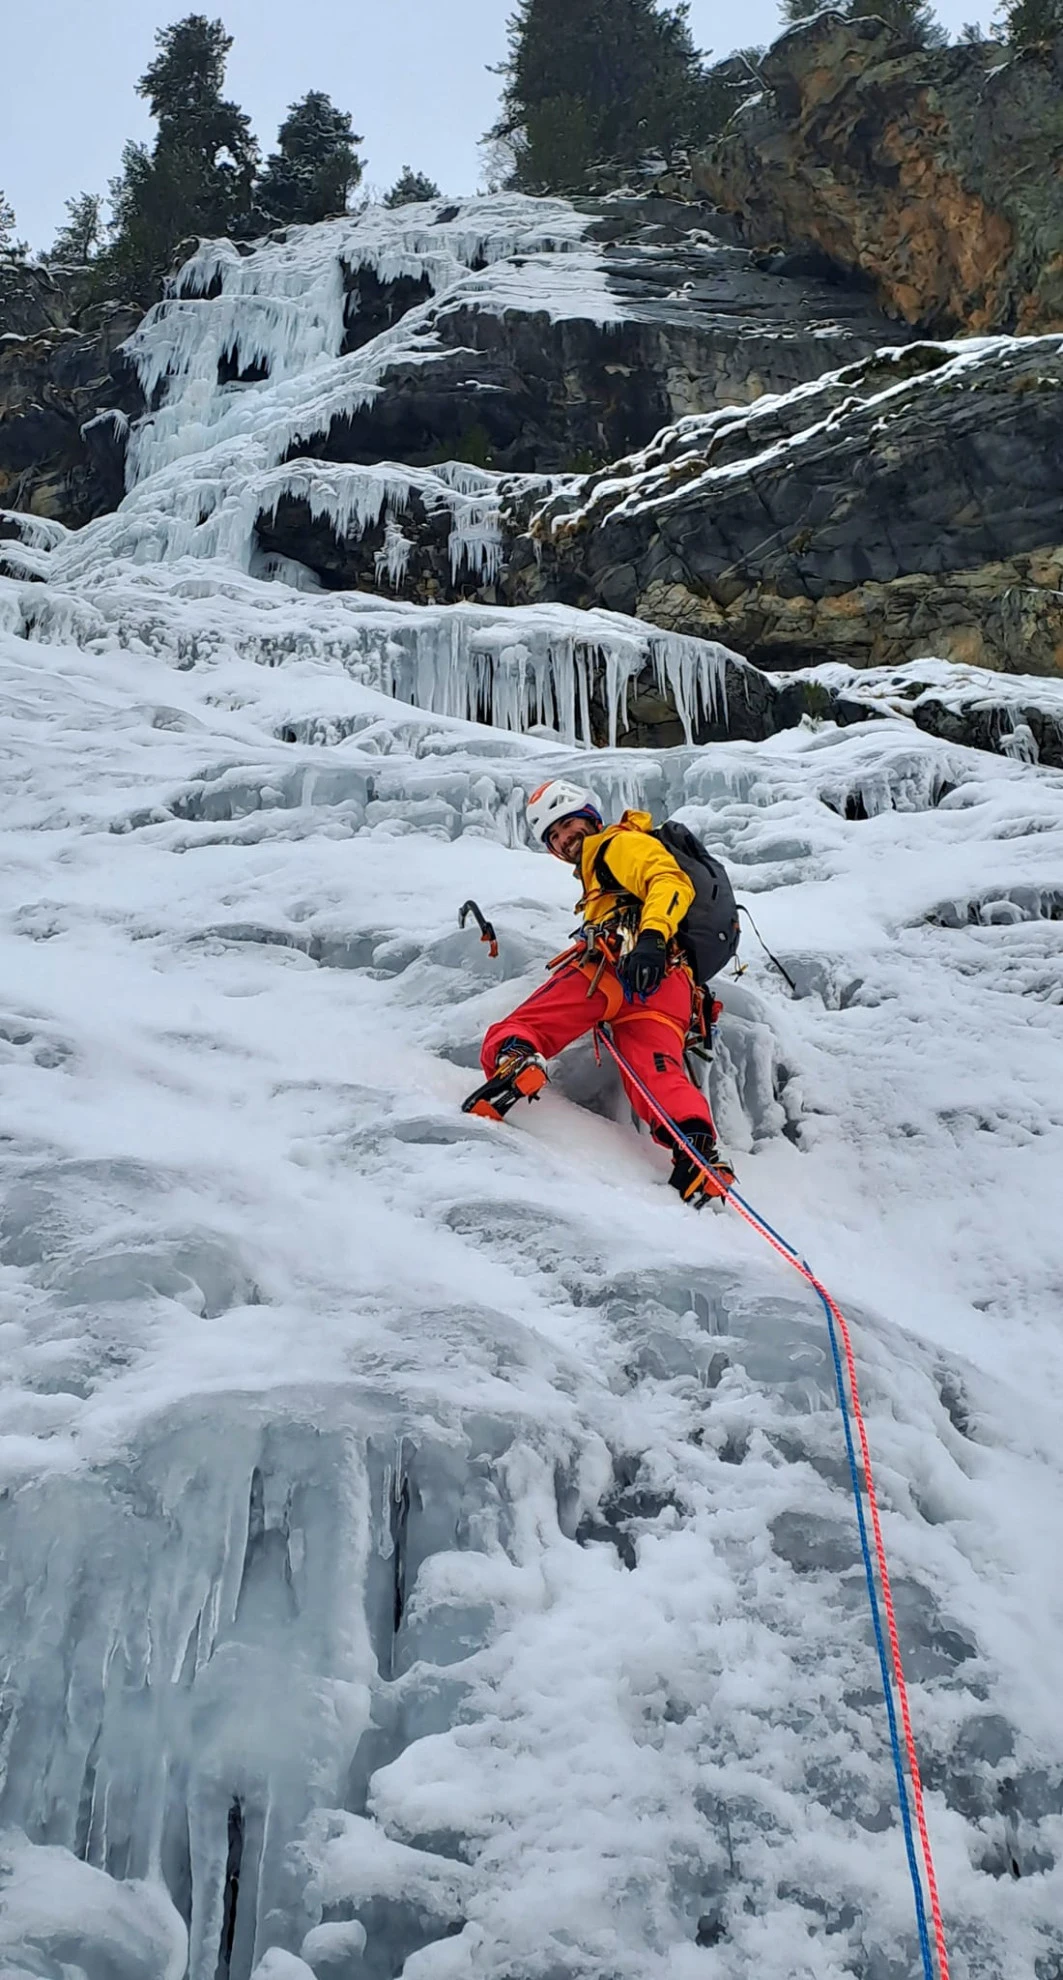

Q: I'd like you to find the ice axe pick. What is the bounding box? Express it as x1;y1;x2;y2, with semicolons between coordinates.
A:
458;899;499;960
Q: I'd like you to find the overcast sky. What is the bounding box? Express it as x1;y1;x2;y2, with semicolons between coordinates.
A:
3;0;983;251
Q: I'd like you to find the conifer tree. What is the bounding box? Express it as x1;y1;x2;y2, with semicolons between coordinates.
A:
0;193;27;322
99;15;258;301
0;192;24;257
1000;0;1063;41
258;92;363;225
780;0;947;45
49;193;104;264
487;0;725;192
138;14;258;231
385;167;443;208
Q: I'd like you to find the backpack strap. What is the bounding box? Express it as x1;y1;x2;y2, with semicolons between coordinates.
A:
592;830;641;903
593;839;620;892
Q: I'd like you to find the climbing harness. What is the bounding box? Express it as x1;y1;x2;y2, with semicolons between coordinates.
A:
594;1024;951;1980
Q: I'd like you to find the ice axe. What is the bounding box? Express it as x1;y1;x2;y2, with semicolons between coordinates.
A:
458;899;499;960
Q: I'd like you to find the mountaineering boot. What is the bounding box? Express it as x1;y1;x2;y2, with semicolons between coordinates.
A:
462;1038;548;1122
668;1121;736;1208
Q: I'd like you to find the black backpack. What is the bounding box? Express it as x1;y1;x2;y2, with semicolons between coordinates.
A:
595;819;740;985
654;821;740;985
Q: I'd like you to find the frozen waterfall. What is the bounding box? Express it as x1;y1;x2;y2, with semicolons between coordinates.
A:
0;192;1061;1980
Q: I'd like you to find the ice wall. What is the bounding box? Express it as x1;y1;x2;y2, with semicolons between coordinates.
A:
1;622;1062;1979
7;194;702;745
256;461;507;588
121;196;614;492
4;190;1063;1980
5;558;734;749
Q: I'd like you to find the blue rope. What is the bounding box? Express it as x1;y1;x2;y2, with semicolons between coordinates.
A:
596;1026;937;1979
813;1278;935;1980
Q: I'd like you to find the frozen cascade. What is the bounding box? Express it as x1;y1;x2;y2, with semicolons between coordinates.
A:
1;190;1062;1980
255;461;507;589
122;196;613;491
0;616;1061;1977
4;561;732;748
0;194;729;745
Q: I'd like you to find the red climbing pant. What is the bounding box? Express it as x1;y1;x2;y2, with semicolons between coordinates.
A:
481;959;714;1135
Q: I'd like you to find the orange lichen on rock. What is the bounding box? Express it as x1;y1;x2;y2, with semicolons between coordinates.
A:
694;14;1061;335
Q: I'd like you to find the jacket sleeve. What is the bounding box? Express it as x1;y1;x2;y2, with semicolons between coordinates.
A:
600;831;694;939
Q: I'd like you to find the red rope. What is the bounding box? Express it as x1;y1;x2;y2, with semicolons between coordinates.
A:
594;1025;950;1980
808;1268;951;1980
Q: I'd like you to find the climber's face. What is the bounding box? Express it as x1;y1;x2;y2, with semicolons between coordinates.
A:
546;813;597;865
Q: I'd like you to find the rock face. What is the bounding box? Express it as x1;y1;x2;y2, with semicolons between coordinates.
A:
10;187;1063;749
692;14;1063;336
0;300;144;526
0;197;901;532
276;197;907;478
260;335;1063;681
511;336;1063;677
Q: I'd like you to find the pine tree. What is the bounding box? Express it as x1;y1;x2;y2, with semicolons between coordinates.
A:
1001;0;1063;42
0;192;27;324
0;191;24;258
780;0;947;45
258;92;363;226
487;0;727;192
137;14;258;232
850;0;947;43
49;193;104;264
385;167;443;208
98;14;259;301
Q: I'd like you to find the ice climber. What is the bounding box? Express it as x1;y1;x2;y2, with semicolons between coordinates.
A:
464;779;736;1206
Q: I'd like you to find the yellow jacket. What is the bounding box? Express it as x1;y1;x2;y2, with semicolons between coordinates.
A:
577;810;694;939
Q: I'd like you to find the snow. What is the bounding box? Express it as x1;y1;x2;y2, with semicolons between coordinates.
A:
1;194;1063;1980
0;1836;186;1979
0;610;1062;1978
793;655;1063;763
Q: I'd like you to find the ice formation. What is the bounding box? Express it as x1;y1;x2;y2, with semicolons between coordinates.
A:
0;194;1062;1980
3;194;735;744
3;542;731;749
118;195;614;541
254;461;507;589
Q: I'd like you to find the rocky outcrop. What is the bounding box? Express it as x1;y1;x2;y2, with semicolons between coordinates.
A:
691;14;1063;335
282;196;906;477
511;336;1063;677
0;259;88;339
257;336;1063;681
789;658;1063;769
0;303;144;526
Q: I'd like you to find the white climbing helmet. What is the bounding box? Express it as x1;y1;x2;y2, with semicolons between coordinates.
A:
526;778;602;847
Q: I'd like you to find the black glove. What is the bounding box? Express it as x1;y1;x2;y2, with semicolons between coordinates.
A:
619;929;668;1000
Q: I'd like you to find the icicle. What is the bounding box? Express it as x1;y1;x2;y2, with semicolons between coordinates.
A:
374;521;413;591
650;635;729;745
